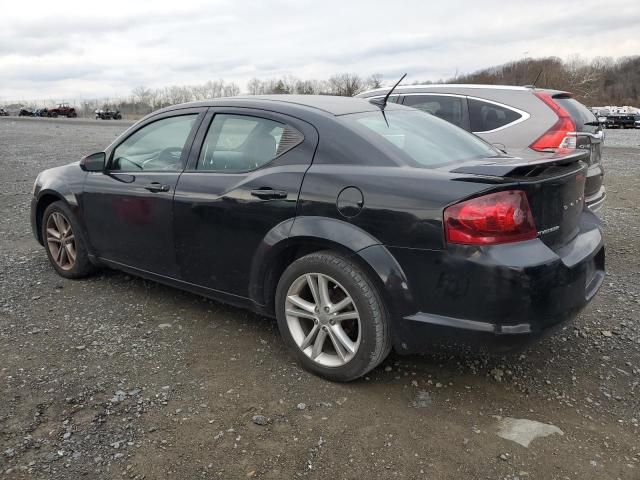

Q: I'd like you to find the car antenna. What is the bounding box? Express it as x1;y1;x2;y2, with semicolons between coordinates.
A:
371;73;407;110
525;69;543;88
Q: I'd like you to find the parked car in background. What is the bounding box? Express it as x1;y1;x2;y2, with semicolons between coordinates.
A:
95;108;122;120
19;107;35;117
634;115;640;129
357;85;606;212
34;108;49;117
0;108;9;116
49;103;78;118
604;114;636;129
30;96;604;381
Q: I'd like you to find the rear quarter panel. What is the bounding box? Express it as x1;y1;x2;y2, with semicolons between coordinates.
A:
297;162;491;250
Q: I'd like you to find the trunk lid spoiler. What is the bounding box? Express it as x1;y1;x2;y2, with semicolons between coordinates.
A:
449;149;589;178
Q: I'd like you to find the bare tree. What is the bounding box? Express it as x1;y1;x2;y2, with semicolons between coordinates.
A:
247;78;263;95
366;74;383;89
328;73;365;96
132;85;151;104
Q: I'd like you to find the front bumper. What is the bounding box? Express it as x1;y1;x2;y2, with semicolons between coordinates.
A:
390;210;604;352
30;196;43;245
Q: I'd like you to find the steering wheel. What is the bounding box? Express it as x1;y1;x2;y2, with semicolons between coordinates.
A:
157;147;183;163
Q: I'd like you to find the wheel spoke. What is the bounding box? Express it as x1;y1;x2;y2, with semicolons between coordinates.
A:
330;324;356;354
65;243;76;262
62;219;72;236
318;274;332;308
285;308;316;320
287;295;316;313
311;328;327;359
326;328;348;362
331;296;353;313
52;213;64;233
65;233;74;243
46;227;61;240
305;274;320;307
300;324;319;350
332;311;359;323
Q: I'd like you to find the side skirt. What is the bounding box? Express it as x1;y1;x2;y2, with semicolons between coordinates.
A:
95;257;271;316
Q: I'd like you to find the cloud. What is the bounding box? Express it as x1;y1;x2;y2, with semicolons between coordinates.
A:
1;0;639;100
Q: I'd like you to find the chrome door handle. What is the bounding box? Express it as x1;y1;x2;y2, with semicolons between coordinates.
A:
144;182;170;193
250;188;287;200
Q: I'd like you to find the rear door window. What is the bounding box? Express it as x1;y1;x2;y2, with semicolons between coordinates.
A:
197;114;303;172
403;95;466;129
468;98;522;132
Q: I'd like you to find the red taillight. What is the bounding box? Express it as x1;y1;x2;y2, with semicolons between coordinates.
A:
530;91;576;151
444;190;537;245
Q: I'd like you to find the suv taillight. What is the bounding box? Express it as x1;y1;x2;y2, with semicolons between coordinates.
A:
444;190;537;245
530;91;577;151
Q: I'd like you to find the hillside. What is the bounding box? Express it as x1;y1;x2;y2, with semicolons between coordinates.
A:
448;56;640;107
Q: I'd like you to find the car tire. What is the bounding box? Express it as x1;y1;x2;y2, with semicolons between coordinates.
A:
41;201;95;279
275;251;391;382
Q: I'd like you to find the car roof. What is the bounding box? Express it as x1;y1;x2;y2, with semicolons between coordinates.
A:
358;84;570;97
156;95;402;117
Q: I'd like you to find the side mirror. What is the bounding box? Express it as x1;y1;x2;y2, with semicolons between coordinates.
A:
80;152;106;172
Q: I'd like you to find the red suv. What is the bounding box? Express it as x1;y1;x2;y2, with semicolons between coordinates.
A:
49;103;78;118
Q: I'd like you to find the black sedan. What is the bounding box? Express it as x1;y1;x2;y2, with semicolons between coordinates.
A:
30;96;605;381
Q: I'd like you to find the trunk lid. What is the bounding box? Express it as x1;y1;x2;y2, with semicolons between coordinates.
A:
449;150;589;249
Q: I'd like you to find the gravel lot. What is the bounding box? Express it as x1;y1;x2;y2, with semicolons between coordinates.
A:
1;117;639;479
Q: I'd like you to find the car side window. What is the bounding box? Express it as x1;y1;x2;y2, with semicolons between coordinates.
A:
403;95;465;128
111;115;197;171
197;114;301;171
468;98;522;132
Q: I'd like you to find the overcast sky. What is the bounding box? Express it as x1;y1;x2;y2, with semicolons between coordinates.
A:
1;0;639;101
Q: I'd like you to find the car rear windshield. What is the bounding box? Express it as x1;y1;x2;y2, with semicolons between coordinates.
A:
553;96;598;130
343;109;498;168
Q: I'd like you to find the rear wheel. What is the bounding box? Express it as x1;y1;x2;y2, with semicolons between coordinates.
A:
41;201;94;278
276;251;391;382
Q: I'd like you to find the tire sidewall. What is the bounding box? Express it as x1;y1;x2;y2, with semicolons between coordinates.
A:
276;252;387;381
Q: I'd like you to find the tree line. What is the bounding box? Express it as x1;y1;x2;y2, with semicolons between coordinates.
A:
116;73;383;117
3;56;638;118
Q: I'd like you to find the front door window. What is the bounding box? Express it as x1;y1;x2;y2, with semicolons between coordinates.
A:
111;115;197;171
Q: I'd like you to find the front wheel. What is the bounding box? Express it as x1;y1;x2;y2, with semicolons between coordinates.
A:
41;201;95;279
275;251;391;382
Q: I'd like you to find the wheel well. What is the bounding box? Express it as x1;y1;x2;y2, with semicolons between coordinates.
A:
261;239;387;316
35;194;63;244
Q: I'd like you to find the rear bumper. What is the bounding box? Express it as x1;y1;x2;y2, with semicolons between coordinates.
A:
585;163;605;212
585;186;606;213
390;210;604;352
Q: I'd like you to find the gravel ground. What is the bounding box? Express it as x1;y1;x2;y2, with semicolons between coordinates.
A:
1;117;639;479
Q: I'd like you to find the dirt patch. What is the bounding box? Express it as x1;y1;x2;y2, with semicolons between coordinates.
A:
1;119;639;479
